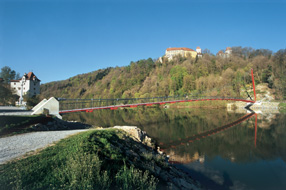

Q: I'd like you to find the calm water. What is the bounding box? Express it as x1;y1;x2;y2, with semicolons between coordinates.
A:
63;107;286;190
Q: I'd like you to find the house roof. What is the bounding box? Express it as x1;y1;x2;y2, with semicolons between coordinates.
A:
25;72;41;81
196;47;201;49
217;50;224;55
11;72;41;82
226;47;232;51
10;79;20;82
166;47;195;52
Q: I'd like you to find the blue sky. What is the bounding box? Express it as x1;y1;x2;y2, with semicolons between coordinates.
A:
1;0;286;83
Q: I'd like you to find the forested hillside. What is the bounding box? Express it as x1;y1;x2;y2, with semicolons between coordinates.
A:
40;47;286;100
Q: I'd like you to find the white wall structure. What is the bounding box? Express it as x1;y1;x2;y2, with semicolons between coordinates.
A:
10;72;41;105
165;47;197;61
216;47;232;58
32;97;62;119
196;47;201;54
32;98;47;112
225;47;232;55
196;47;202;58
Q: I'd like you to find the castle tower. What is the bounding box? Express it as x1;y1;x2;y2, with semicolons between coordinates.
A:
225;47;232;55
196;47;202;58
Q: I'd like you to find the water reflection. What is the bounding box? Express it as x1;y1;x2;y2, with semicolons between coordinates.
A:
63;108;286;162
63;107;286;189
161;113;255;150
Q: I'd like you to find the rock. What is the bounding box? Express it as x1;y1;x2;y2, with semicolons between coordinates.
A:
113;126;146;142
157;147;163;154
177;178;197;189
47;122;53;126
126;150;140;159
160;171;170;181
154;165;161;175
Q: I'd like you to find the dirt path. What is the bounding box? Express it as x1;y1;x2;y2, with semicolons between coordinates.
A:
0;130;88;165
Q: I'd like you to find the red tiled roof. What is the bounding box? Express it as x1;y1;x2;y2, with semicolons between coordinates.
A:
27;72;34;80
25;72;41;81
10;79;20;82
196;47;201;49
226;47;232;51
166;47;195;52
217;50;224;55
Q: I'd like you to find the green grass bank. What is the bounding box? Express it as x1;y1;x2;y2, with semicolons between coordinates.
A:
0;128;200;189
0;129;158;189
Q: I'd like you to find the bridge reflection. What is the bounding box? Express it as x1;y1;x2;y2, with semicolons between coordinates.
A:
160;112;258;164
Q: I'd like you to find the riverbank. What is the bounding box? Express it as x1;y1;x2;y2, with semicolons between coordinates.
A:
0;115;92;137
0;117;201;190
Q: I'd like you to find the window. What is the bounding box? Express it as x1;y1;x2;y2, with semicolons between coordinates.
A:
18;87;20;90
34;88;36;90
14;83;16;85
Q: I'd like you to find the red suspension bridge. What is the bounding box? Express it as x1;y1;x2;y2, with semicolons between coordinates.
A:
59;69;257;114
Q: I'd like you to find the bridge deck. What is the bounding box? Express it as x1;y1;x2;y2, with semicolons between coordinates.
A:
59;98;254;114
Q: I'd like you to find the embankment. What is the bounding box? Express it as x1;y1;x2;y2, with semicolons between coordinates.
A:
0;119;201;190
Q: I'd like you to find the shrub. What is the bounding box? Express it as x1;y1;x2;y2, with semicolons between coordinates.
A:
115;163;158;190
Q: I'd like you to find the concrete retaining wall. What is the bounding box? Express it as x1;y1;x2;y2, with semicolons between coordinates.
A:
32;98;47;111
32;97;61;118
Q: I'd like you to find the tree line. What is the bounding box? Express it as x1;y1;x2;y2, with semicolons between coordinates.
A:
2;46;286;106
40;47;286;100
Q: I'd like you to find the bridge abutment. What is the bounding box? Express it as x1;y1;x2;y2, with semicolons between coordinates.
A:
32;97;62;119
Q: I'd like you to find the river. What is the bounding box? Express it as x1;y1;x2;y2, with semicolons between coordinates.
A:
63;107;286;190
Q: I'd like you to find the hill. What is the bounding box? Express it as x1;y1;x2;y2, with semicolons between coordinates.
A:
40;48;286;100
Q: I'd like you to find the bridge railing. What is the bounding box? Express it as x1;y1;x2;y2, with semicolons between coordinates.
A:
58;95;249;111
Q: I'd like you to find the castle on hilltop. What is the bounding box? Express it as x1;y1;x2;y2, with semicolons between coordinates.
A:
164;47;202;61
159;46;232;62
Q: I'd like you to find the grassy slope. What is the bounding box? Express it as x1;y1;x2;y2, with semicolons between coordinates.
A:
0;129;164;190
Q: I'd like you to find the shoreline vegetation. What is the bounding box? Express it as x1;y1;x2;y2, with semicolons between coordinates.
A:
0;117;201;190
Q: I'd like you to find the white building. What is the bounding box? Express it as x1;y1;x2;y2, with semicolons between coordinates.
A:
225;47;232;55
196;47;202;58
165;47;198;61
217;47;232;58
10;72;41;104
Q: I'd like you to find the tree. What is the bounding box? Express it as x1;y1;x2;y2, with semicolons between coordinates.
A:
170;66;188;91
24;94;40;108
202;48;212;55
183;75;194;94
250;49;273;58
272;49;286;99
0;66;20;84
0;84;19;105
231;46;243;57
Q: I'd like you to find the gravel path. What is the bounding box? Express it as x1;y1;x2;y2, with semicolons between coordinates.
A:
0;130;88;164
